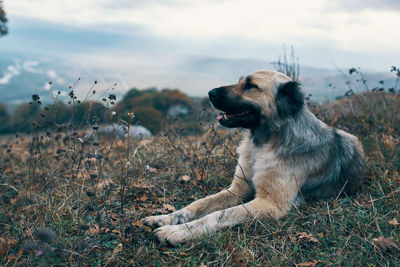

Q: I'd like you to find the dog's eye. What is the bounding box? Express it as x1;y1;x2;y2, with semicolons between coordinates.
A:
243;83;259;91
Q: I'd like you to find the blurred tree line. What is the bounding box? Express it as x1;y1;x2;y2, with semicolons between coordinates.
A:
114;87;202;133
0;87;207;135
0;0;8;36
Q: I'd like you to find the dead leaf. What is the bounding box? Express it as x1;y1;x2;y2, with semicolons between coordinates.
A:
295;260;323;267
133;220;143;228
180;175;191;182
388;218;400;226
139;194;148;202
227;244;246;267
373;236;399;251
163;204;176;212
101;227;110;233
6;253;17;262
0;239;7;258
382;133;398;150
7;239;17;247
110;213;119;221
295;232;319;243
194;169;207;181
97;179;113;189
0;237;18;258
88;225;100;236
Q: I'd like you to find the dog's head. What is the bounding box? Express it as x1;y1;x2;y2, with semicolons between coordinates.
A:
208;70;304;129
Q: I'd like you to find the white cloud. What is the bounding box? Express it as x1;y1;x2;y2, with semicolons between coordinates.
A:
0;60;43;84
43;82;51;90
7;0;400;57
4;0;400;76
46;69;65;85
23;60;39;72
0;64;21;84
0;61;67;87
0;73;15;84
46;70;57;79
331;0;400;11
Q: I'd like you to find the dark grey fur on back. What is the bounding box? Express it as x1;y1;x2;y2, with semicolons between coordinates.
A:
252;102;366;200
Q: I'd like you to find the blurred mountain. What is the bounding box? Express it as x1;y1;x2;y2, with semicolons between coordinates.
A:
182;56;396;102
0;53;124;110
1;53;396;110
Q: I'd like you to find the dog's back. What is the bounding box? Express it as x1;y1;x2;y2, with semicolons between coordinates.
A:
299;126;366;200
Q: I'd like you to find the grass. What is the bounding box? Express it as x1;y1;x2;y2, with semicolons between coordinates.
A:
0;89;399;266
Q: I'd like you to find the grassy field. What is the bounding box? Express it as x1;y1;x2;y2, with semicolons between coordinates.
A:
0;91;399;266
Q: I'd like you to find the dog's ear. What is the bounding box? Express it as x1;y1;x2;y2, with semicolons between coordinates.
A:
276;81;304;118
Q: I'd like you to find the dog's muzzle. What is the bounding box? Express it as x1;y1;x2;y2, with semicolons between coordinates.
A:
208;88;225;104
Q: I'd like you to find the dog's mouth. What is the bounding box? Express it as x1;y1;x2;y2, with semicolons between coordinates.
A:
208;87;261;128
214;108;260;128
216;111;251;122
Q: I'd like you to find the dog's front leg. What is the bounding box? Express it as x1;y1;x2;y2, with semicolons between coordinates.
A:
143;175;253;228
153;197;289;246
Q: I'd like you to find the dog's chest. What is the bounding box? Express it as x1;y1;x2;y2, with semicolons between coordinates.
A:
251;145;279;175
237;136;279;177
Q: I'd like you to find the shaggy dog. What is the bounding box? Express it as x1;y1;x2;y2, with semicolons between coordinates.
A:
143;70;366;246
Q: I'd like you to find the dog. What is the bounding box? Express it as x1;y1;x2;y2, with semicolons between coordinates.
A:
143;70;366;246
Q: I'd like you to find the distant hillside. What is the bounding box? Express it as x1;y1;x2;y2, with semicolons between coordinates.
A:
0;53;125;109
182;57;397;101
0;53;396;109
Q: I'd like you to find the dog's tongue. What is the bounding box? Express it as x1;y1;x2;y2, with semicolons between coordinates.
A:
217;113;224;121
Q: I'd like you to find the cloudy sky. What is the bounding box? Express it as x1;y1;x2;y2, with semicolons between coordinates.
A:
1;0;400;97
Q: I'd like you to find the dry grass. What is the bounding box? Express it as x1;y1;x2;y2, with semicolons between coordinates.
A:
0;92;399;266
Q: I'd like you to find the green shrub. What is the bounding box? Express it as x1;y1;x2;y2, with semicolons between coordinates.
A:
0;103;10;134
11;102;40;133
129;106;164;134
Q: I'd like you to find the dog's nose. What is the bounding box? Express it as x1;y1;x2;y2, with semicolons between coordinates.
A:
208;88;220;101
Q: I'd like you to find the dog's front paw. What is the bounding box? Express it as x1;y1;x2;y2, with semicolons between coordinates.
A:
143;214;175;229
143;210;193;229
153;224;190;246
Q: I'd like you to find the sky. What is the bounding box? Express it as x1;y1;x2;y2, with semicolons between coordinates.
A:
1;0;400;97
